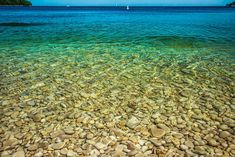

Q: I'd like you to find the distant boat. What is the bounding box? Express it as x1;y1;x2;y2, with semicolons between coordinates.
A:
66;5;70;7
126;5;130;10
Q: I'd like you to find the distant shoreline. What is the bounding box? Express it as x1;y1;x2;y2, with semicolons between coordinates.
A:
0;5;31;6
0;5;234;7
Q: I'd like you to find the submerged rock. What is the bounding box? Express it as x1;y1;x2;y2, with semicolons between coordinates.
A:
94;142;107;150
3;137;19;149
1;151;10;157
219;131;230;139
150;138;162;146
34;152;43;157
126;117;140;129
51;142;65;150
207;139;219;146
28;144;38;151
185;140;194;148
67;150;77;157
180;144;188;151
150;125;166;138
230;104;235;110
193;146;207;155
64;127;75;135
27;100;35;106
12;151;25;157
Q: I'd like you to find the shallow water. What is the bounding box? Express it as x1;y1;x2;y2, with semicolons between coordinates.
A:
0;6;235;157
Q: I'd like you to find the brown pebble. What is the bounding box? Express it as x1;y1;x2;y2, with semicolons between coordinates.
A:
12;151;25;157
51;142;65;150
150;126;165;138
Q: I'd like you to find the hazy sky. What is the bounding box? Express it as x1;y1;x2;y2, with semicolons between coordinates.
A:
31;0;233;6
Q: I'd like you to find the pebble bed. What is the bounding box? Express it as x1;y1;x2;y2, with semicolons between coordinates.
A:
0;44;234;157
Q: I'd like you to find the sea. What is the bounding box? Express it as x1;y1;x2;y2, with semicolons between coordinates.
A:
0;6;235;156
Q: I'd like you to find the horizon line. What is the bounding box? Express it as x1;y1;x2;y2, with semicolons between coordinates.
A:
3;5;230;7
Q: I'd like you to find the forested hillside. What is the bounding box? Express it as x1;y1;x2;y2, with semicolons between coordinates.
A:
227;2;235;6
0;0;32;6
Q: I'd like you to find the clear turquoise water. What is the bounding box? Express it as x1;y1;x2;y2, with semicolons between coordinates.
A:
0;6;235;156
1;7;234;94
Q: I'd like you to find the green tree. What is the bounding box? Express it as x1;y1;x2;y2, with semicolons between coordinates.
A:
226;1;235;6
0;0;32;6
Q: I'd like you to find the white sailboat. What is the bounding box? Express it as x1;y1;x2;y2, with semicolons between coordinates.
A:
126;5;130;10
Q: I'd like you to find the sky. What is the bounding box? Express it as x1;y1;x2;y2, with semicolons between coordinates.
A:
31;0;233;6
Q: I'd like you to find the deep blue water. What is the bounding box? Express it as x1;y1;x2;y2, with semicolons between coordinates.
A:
1;6;235;50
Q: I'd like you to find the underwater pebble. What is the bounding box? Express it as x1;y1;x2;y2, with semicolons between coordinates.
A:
64;127;75;135
230;104;235;110
86;133;94;139
185;140;194;148
33;114;42;122
90;149;100;156
194;146;207;155
220;125;229;130
96;122;105;129
34;152;43;157
1;151;10;157
128;150;138;156
157;123;170;133
207;139;219;146
60;148;68;155
150;138;162;147
51;142;65;150
180;145;188;150
172;132;183;138
219;131;230;139
3;137;19;148
27;100;35;106
12;151;25;157
28;145;38;151
126;117;140;129
94;142;107;150
67;150;77;157
150;125;166;138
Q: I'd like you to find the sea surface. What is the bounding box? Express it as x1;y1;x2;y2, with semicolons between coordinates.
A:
0;6;235;156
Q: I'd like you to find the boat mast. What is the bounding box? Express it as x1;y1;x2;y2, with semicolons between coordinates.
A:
127;0;130;10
